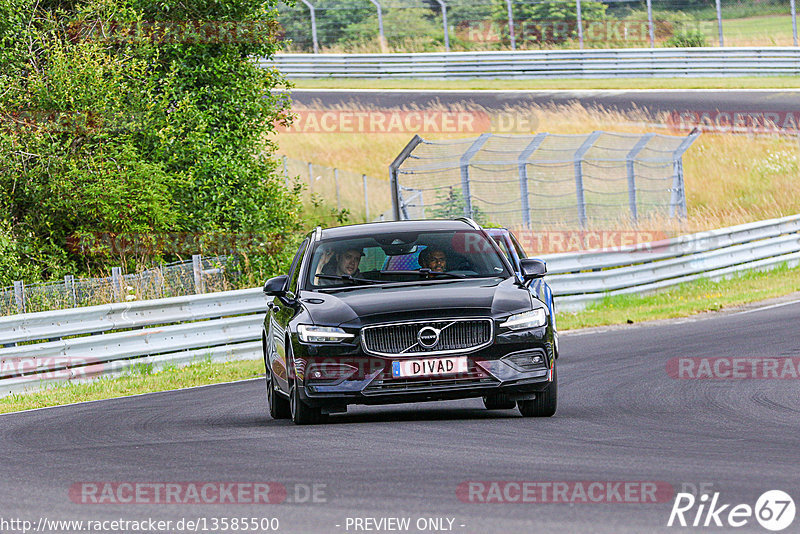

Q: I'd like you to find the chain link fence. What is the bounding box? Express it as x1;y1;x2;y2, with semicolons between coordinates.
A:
280;155;394;221
0;255;239;317
278;0;798;53
390;131;699;228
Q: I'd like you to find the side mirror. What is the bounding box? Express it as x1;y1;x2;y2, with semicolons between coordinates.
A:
263;275;289;297
519;258;546;280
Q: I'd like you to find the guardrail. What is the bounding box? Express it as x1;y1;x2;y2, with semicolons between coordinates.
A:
543;213;800;311
0;289;267;397
264;48;800;79
2;213;798;396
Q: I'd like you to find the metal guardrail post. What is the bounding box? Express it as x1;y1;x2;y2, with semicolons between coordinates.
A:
715;0;724;46
505;0;516;50
13;281;25;314
646;0;655;48
671;130;701;220
390;135;424;220
435;0;450;52
368;0;386;52
576;0;584;50
459;134;491;219
573;131;601;228
625;133;655;224
362;174;370;222
192;255;205;294
517;133;548;229
792;0;798;47
299;0;319;54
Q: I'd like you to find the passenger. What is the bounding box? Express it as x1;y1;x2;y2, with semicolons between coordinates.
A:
418;246;448;272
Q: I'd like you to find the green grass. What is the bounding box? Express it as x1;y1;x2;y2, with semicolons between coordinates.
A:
701;15;797;46
289;77;800;91
557;262;800;330
3;262;800;413
0;358;264;414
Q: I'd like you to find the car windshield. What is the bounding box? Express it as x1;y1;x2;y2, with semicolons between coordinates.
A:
307;229;510;288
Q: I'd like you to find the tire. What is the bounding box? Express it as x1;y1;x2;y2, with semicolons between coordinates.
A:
483;393;516;410
267;370;290;420
518;363;557;417
287;344;326;425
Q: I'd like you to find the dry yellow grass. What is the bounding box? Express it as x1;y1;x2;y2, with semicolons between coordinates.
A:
273;102;800;236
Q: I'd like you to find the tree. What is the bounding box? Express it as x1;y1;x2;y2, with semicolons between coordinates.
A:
0;0;299;281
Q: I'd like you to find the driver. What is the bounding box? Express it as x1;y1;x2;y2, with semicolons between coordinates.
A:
316;245;364;284
418;246;448;272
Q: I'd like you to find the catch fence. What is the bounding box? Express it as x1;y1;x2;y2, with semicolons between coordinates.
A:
390;130;699;228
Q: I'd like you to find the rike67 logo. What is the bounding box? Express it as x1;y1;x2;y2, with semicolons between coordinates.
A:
668;490;795;531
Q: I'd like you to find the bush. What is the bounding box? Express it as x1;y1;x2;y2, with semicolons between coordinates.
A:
666;28;708;47
341;9;444;52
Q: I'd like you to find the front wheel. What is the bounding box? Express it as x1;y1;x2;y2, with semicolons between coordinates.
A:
518;363;557;417
290;383;326;425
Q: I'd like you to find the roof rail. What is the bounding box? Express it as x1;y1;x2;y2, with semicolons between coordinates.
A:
456;217;481;230
314;226;322;240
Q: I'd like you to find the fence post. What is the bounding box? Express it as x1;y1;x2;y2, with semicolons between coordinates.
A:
282;155;289;189
368;0;386;51
192;254;205;294
362;174;370;222
13;280;25;314
715;0;724;46
459;133;492;219
576;0;584;49
308;161;314;194
573;131;601;229
299;0;319;53
517;133;548;229
65;275;76;307
646;0;655;48
670;130;700;220
389;135;424;220
111;267;123;300
435;0;450;52
334;167;341;211
625;133;655;224
792;0;798;47
505;0;516;50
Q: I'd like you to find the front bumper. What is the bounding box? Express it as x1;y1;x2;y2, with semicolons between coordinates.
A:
293;327;555;408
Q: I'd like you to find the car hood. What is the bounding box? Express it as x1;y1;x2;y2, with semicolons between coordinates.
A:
298;278;533;327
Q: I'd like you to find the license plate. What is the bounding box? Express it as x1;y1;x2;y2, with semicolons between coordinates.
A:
391;356;468;378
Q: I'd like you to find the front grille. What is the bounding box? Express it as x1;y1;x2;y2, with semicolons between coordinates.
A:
361;318;493;357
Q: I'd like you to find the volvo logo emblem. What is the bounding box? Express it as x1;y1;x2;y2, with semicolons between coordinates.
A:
417;326;440;349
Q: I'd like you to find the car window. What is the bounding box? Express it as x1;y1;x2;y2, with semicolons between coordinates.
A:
510;233;527;259
492;236;513;264
286;238;308;294
307;230;510;288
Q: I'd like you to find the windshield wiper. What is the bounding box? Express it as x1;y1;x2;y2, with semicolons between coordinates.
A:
315;274;386;285
378;269;467;279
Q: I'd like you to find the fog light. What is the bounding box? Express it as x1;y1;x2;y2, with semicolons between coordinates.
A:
306;363;357;383
504;351;547;372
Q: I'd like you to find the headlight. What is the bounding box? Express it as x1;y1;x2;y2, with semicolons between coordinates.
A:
500;308;547;330
297;324;355;343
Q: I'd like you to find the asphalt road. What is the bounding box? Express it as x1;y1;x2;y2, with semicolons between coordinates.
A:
287;88;800;116
2;299;799;534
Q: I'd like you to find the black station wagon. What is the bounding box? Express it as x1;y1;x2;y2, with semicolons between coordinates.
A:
262;219;558;424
